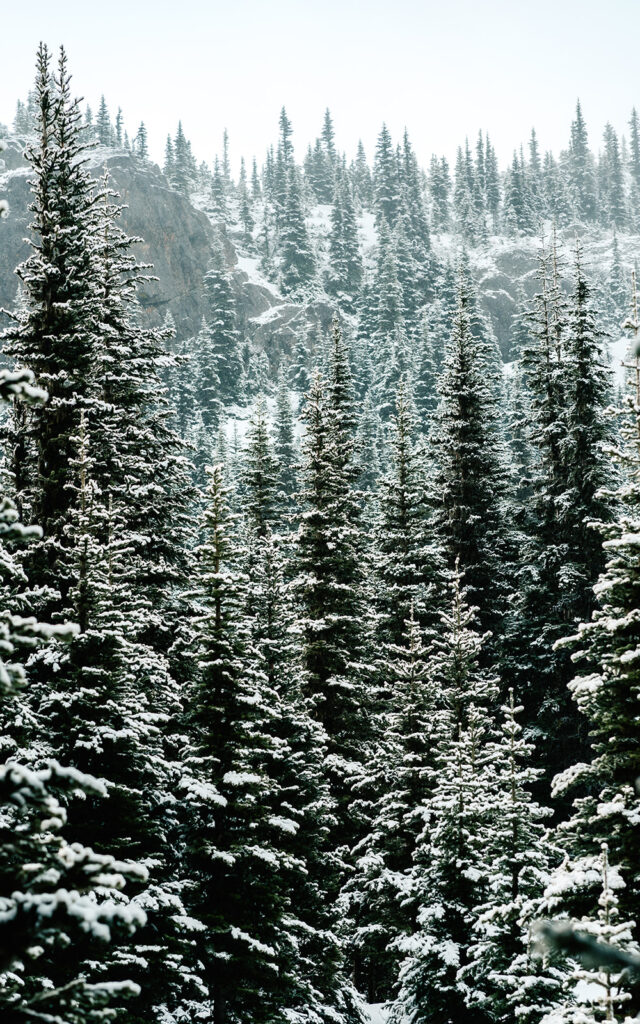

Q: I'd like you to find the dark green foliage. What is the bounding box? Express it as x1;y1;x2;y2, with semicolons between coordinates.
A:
280;169;316;295
203;242;243;402
429;263;510;636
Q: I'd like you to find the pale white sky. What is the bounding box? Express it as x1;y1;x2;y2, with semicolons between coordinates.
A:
2;0;638;175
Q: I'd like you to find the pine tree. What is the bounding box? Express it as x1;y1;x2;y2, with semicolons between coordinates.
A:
542;151;572;225
599;123;627;229
352;140;373;208
240;523;363;1024
292;328;312;398
428;155;451;232
461;691;554;1024
0;760;146;1024
372;217;405;356
95;94;112;146
115;106;123;147
549;276;640;930
35;419;196;1022
374;124;400;228
164;134;175;179
394;567;500;1024
182;465;296;1024
429;263;510;637
193;315;223;428
538;845;638;1023
134;121;148;160
513;240;612;782
171;121;196;196
413;316;440;426
375;378;441;648
343;607;437;1002
484;136;501;229
0;281;145;1024
453;143;478;242
562;241;613;613
503;151;536;235
3;45;106;607
326;168;363;310
273;368;298;517
210;156;228;224
628;108;640;227
237;156;255;241
251;156;261;200
527;128;543;220
399;130;431;255
203;241;243;402
280;168;316;295
293;321;369;864
568;100;597;222
242;395;280;536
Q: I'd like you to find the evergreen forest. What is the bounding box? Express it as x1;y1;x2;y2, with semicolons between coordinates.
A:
1;42;640;1024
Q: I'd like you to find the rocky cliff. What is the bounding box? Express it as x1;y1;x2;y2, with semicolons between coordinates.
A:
1;134;636;362
0;138;217;339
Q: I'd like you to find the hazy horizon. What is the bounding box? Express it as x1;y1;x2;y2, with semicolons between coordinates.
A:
3;0;639;174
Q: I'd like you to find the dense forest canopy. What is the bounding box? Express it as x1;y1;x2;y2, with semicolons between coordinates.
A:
0;42;639;1024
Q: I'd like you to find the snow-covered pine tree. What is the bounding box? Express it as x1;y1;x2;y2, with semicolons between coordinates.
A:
35;418;199;1023
428;155;452;232
3;45;105;609
538;845;638;1023
238;505;365;1024
0;359;145;1023
562;241;613;620
95;94;113;146
203;240;243;403
374;377;442;649
374;124;401;229
460;691;555;1024
242;394;280;537
429;260;510;639
326;167;363;312
343;606;440;1002
273;368;299;519
183;464;330;1024
171;121;196;196
513;239;612;784
393;566;500;1024
292;321;370;869
352;140;373;209
280;167;316;295
549;276;640;936
568;101;597;223
413;316;441;427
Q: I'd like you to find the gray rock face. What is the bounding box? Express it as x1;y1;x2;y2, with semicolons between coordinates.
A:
0;139;216;339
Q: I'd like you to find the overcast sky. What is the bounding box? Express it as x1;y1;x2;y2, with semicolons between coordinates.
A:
2;0;638;175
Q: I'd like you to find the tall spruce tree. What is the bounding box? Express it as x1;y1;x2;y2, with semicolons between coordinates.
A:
292;321;369;866
568;100;597;222
394;567;500;1024
279;168;316;295
326;168;363;311
513;240;612;782
429;262;510;638
549;277;640;937
3;45;105;607
374;378;441;648
203;241;243;402
343;607;437;1002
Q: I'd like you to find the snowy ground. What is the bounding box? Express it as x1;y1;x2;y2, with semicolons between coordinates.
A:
363;1003;395;1024
222;392;303;448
